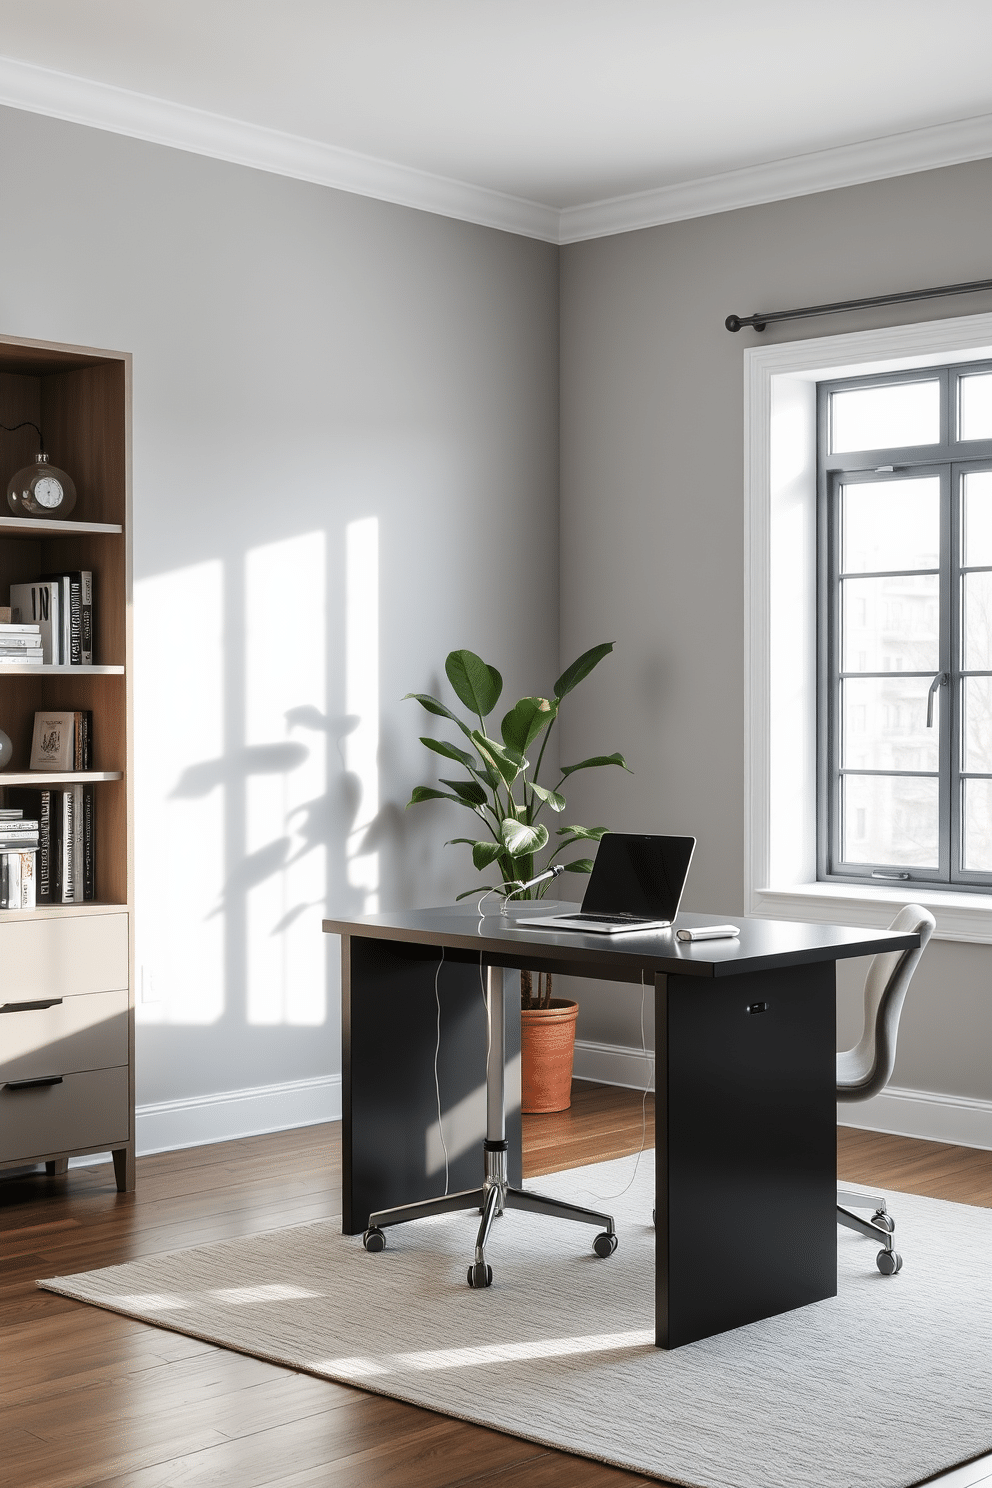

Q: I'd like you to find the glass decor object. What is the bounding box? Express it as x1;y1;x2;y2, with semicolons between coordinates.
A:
7;452;77;519
0;726;11;769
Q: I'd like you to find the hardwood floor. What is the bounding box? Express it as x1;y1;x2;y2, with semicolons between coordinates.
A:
2;1084;990;1488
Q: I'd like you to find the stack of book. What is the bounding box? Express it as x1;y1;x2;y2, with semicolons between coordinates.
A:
4;788;94;904
30;709;93;771
0;807;39;909
9;570;93;665
0;621;43;665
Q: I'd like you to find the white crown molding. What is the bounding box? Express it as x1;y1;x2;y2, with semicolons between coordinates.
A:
558;111;992;244
0;55;560;243
2;53;992;244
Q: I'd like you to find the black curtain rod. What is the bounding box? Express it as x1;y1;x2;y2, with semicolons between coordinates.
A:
725;275;992;333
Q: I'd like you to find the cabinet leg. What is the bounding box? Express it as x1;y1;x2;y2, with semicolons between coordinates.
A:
45;1158;69;1176
112;1145;135;1193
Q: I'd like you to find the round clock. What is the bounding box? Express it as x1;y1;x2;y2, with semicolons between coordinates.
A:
7;452;77;519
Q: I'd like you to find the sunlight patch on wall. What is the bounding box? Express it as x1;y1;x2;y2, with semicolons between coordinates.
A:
244;532;327;1026
345;516;380;912
134;560;225;1025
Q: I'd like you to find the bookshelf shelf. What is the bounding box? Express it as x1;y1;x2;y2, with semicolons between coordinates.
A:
0;332;134;1193
0;770;123;785
0;899;127;921
0;516;123;538
0;664;124;676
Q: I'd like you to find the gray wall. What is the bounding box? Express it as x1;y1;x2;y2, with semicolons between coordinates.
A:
560;159;992;1097
0;106;559;1109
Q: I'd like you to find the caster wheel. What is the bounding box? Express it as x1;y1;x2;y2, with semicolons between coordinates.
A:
593;1232;618;1258
872;1210;895;1233
467;1262;493;1288
363;1226;386;1253
876;1248;903;1275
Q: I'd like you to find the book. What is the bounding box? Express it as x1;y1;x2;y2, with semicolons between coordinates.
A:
0;653;43;666
0;622;43;635
71;784;83;903
0;850;36;909
40;570;91;664
9;582;60;664
0;634;44;648
30;711;77;771
61;788;75;902
82;783;95;901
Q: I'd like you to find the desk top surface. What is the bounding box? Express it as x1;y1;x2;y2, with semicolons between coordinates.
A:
322;902;920;981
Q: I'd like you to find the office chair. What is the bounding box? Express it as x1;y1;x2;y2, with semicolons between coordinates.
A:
361;964;617;1288
837;902;935;1275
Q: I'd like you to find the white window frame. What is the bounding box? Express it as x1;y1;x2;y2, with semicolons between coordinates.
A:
745;309;992;944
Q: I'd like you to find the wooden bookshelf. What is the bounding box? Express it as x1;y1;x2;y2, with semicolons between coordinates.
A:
0;333;134;1192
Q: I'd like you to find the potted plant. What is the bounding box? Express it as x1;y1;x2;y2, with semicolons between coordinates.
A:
406;643;629;1112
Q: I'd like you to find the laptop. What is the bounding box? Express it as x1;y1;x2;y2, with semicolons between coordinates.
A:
517;832;696;935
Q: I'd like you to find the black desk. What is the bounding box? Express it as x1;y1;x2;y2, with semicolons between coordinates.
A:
323;903;919;1348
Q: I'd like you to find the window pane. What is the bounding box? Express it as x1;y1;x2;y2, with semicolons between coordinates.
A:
842;774;939;866
962;470;992;567
959;373;992;441
962;676;992;773
963;780;992;871
831;381;939;454
841;478;939;573
963;570;992;670
841;575;939;673
842;676;939;771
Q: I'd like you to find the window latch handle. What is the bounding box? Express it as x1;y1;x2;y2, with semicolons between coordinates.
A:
926;672;948;728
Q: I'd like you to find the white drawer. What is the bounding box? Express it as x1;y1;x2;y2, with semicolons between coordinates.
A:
0;1064;129;1163
0;913;128;1001
0;987;128;1082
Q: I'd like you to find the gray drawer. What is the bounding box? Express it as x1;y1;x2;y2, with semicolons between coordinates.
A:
0;913;128;1001
0;1065;129;1163
0;987;128;1083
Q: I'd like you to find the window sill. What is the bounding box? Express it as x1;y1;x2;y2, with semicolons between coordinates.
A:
750;880;992;944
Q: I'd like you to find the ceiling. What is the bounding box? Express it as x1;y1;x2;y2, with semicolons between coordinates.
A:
1;0;991;241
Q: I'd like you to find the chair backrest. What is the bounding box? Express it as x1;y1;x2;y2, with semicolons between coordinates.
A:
836;903;936;1102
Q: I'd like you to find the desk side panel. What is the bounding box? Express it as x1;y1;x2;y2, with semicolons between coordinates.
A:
342;934;521;1234
656;961;837;1348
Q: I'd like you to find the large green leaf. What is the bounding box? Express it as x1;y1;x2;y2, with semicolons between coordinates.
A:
408;785;478;809
445;650;502;718
439;777;488;806
472;730;526;787
471;840;502;870
501;696;554;754
563;857;595;873
529;781;566;812
419;736;476;770
555;824;608;840
501;818;549;856
404;692;474;738
553;642;614;700
560;752;629;777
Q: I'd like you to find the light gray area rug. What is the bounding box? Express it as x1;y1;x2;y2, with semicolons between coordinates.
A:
39;1155;992;1488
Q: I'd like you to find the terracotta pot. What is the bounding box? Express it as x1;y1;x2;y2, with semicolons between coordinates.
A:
520;998;579;1113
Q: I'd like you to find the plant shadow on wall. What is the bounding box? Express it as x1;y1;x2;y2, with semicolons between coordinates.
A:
406;644;630;1113
168;705;406;1028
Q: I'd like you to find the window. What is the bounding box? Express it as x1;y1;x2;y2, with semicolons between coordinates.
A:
818;363;992;889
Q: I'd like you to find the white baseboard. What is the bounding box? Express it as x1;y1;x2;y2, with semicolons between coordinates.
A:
573;1038;655;1093
573;1038;992;1152
71;1074;343;1165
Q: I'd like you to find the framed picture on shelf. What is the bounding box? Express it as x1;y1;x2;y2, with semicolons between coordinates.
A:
30;710;75;770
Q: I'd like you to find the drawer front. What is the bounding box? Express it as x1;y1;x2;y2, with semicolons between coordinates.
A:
0;1065;129;1163
0;914;128;1001
0;988;128;1083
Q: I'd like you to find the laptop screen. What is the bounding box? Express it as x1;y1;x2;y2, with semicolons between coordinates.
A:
581;833;696;919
